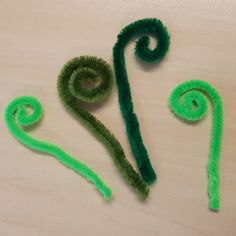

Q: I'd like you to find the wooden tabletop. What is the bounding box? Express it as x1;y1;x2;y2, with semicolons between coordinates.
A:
0;1;236;235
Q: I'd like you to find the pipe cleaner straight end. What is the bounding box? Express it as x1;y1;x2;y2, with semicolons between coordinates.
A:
57;56;149;199
5;96;112;201
210;197;220;212
101;186;112;201
113;18;170;184
169;80;223;211
140;163;157;185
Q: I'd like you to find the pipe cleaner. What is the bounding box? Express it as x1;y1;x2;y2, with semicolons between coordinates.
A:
113;18;170;184
57;56;149;199
169;80;223;211
4;96;111;200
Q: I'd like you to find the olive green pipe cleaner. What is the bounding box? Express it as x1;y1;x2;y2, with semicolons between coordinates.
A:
57;56;149;199
169;80;223;211
4;96;111;200
113;18;170;184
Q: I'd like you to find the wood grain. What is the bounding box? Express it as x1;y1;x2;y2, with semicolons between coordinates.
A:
0;0;236;235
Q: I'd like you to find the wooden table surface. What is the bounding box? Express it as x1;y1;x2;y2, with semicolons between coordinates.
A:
0;0;236;235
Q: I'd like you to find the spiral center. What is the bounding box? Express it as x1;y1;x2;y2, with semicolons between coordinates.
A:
58;56;113;104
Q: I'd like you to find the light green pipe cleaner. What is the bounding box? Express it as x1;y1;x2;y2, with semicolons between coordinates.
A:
4;96;111;200
169;80;223;211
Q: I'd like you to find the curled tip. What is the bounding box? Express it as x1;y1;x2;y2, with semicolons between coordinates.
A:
5;96;43;127
58;56;113;104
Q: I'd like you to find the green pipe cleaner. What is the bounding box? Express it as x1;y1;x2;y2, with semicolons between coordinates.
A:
5;96;111;200
113;18;170;184
57;56;149;199
169;80;223;211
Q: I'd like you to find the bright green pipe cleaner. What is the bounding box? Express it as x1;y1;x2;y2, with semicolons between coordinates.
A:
57;56;149;199
169;80;223;211
113;18;170;184
4;96;111;200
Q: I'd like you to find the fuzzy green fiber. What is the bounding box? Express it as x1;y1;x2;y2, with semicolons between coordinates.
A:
113;18;170;184
57;56;149;199
169;80;223;211
5;96;111;200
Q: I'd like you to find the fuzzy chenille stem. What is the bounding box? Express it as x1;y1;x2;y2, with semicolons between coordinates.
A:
169;80;223;211
5;96;111;200
113;18;170;184
57;56;149;199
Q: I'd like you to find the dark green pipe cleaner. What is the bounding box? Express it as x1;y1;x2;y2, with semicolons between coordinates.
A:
113;18;170;184
57;56;149;199
169;80;223;211
5;96;111;200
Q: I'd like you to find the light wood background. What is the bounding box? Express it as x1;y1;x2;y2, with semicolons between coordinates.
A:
0;0;236;235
